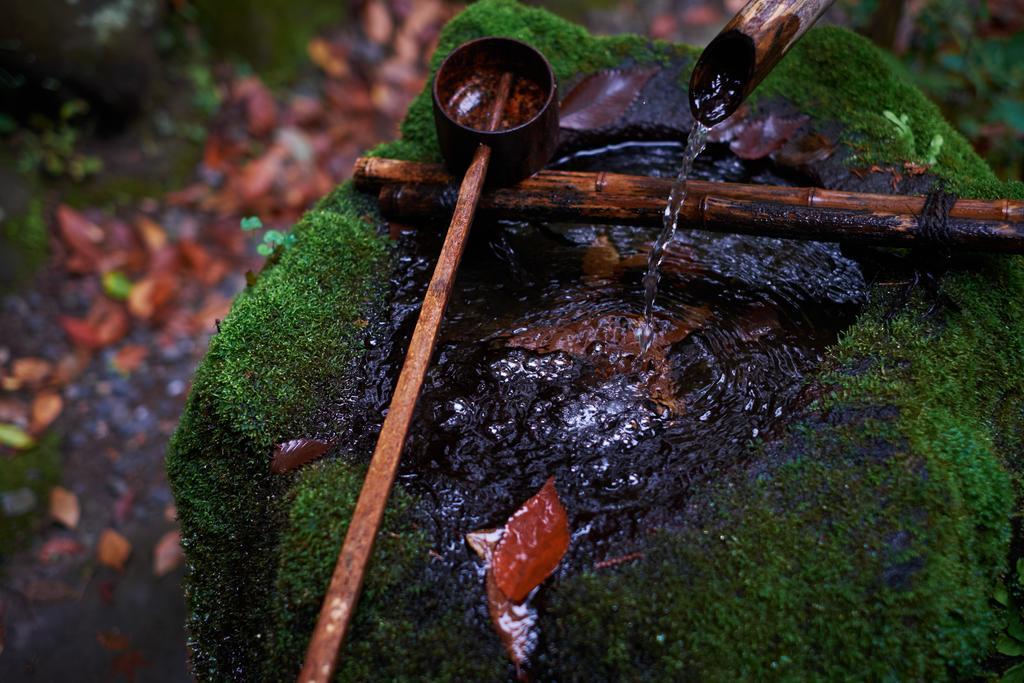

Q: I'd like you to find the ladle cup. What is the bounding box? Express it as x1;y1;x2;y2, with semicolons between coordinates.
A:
298;37;558;683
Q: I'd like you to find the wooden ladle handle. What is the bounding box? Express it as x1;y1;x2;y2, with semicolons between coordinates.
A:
297;72;513;683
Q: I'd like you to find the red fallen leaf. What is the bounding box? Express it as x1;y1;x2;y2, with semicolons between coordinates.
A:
56;205;104;272
270;438;333;474
729;113;809;160
153;530;184;577
234;76;277;138
112;345;148;375
37;536;85;563
560;66;660;131
178;239;211;274
492;477;570;603
466;529;537;678
60;299;130;349
237;146;288;203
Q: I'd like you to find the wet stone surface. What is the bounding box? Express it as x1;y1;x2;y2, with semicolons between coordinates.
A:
326;140;866;585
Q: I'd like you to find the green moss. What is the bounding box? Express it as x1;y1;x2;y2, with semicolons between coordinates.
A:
169;1;1024;679
266;460;506;681
166;182;392;678
0;433;61;557
753;27;1024;200
1;197;47;292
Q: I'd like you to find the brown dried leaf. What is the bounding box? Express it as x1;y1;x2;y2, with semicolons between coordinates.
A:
493;477;570;603
135;216;167;253
270;438;333;474
112;345;148;375
97;529;132;572
60;299;130;349
31;391;63;433
241;77;278;138
729;114;809;160
362;0;393;44
153;530;184;577
49;486;80;529
11;357;52;386
127;275;175;320
560;66;660;131
581;235;621;279
772;131;836;167
56;205;103;272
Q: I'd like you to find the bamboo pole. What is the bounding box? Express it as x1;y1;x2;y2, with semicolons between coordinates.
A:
298;73;513;683
689;0;837;124
353;157;1024;252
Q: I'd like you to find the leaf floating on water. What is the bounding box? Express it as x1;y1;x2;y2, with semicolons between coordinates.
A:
560;66;660;131
493;477;570;603
270;438;333;474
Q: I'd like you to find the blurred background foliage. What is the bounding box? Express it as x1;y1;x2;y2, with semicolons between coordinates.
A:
834;0;1024;180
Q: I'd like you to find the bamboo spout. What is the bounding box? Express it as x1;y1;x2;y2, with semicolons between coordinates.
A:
689;0;836;125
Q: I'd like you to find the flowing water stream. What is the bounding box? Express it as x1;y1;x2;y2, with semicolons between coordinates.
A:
638;121;710;354
329;141;865;572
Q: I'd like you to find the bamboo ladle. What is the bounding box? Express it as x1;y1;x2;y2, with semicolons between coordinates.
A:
298;37;559;683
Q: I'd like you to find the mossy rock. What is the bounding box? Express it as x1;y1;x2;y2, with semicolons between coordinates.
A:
167;1;1024;679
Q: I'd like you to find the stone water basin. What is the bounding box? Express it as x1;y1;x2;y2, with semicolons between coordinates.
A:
168;2;1024;680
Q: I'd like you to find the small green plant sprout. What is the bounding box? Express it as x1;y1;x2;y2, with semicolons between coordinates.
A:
257;230;297;256
240;216;263;231
882;110;943;166
240;216;296;256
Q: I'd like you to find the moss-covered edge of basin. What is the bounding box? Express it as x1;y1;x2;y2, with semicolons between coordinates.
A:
166;1;1024;679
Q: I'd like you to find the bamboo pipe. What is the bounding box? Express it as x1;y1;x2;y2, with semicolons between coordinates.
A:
689;0;836;125
298;73;514;683
354;157;1024;252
